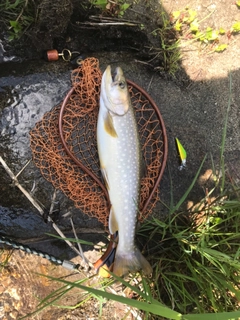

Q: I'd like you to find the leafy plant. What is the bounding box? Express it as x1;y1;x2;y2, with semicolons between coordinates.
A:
147;10;181;75
9;20;22;40
90;0;130;17
0;0;35;40
214;44;228;52
91;0;108;10
118;2;130;17
170;8;240;53
231;21;240;33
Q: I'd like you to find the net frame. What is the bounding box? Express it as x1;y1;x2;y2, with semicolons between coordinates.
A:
58;80;168;221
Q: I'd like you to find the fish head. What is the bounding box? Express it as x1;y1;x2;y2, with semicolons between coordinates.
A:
101;65;129;116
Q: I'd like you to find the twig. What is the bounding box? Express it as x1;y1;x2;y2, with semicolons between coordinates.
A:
49;189;57;216
15;159;31;178
30;180;36;194
147;75;154;92
89;15;140;24
0;156;44;214
16;0;28;23
134;59;154;67
70;217;89;266
0;156;85;263
78;21;138;26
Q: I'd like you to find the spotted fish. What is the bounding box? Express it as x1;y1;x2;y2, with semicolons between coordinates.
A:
97;65;152;276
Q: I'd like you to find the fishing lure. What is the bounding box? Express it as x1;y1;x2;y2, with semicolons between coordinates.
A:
176;137;187;170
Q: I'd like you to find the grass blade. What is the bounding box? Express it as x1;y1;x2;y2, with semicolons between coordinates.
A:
184;311;240;320
171;155;207;214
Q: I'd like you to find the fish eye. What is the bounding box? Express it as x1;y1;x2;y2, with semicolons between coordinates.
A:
119;81;125;89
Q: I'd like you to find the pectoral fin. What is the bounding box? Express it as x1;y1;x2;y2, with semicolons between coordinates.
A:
101;167;110;190
109;206;118;234
104;111;118;137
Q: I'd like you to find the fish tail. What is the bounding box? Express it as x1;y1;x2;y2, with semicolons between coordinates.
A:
113;247;152;277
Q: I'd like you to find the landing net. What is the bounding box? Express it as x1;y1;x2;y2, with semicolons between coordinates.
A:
30;58;167;227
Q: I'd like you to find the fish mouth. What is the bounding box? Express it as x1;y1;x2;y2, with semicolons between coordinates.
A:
105;65;124;86
112;67;123;83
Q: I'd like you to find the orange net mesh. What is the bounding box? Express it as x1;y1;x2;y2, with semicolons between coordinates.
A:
30;57;167;228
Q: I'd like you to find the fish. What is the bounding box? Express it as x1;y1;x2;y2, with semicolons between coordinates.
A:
97;65;152;277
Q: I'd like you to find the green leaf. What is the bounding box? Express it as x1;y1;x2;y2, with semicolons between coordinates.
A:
9;20;22;33
187;9;197;23
45;233;95;245
184;311;240;320
172;10;181;20
174;20;182;31
231;21;240;32
195;31;205;41
236;1;240;8
214;44;228;52
120;3;130;11
209;216;223;224
91;0;108;9
190;20;199;32
219;27;226;35
10;20;18;28
205;27;219;41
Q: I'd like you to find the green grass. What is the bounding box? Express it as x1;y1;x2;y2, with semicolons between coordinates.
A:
140;196;240;315
0;0;35;40
148;9;182;75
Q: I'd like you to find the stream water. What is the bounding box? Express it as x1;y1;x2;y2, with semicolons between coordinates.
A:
0;59;104;244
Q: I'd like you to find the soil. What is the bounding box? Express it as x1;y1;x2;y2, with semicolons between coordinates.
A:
0;0;240;319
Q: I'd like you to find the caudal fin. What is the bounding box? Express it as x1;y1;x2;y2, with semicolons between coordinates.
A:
113;247;152;277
